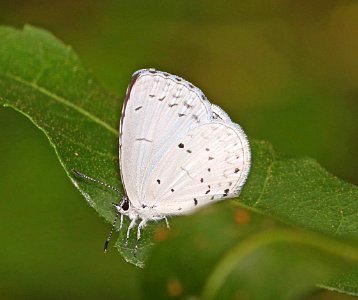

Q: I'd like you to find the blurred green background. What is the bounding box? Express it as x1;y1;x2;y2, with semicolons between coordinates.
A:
0;1;357;299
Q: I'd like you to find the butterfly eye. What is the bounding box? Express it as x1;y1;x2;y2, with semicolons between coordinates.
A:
121;199;130;211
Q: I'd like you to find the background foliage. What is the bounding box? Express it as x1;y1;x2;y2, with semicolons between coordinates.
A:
0;1;357;299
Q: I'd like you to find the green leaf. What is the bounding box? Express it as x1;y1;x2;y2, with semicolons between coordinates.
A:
0;24;357;281
0;25;160;267
0;25;136;262
143;204;358;299
241;141;358;241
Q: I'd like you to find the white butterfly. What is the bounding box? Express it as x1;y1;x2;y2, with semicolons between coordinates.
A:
74;69;251;252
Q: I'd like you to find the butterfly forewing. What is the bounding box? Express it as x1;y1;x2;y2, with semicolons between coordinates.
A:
120;70;212;207
142;121;250;215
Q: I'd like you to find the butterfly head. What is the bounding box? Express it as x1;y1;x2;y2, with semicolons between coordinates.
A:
114;196;131;215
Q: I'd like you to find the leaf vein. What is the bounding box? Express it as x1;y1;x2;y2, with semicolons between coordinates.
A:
253;160;274;207
0;72;118;135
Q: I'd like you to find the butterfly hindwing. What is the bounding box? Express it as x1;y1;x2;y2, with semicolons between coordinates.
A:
142;121;251;215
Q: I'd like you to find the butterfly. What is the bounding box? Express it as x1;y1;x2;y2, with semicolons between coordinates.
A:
74;69;251;253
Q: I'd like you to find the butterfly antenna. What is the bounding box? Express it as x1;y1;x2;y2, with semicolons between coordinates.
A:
104;209;120;253
72;169;121;195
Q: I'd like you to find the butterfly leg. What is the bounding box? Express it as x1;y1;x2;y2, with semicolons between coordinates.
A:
125;216;137;246
134;219;148;256
164;217;170;229
119;214;124;231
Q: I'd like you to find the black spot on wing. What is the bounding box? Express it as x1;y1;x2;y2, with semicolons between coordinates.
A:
178;113;186;117
194;198;198;205
169;103;178;108
135;106;142;111
136;138;153;142
234;168;240;173
178;143;184;148
208;156;214;160
158;96;166;101
183;101;193;109
157;179;161;184
192;114;199;122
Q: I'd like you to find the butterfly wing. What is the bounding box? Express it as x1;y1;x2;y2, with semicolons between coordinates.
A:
142;120;251;216
119;69;213;207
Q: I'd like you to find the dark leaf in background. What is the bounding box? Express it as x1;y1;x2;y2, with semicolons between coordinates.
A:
143;204;358;299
